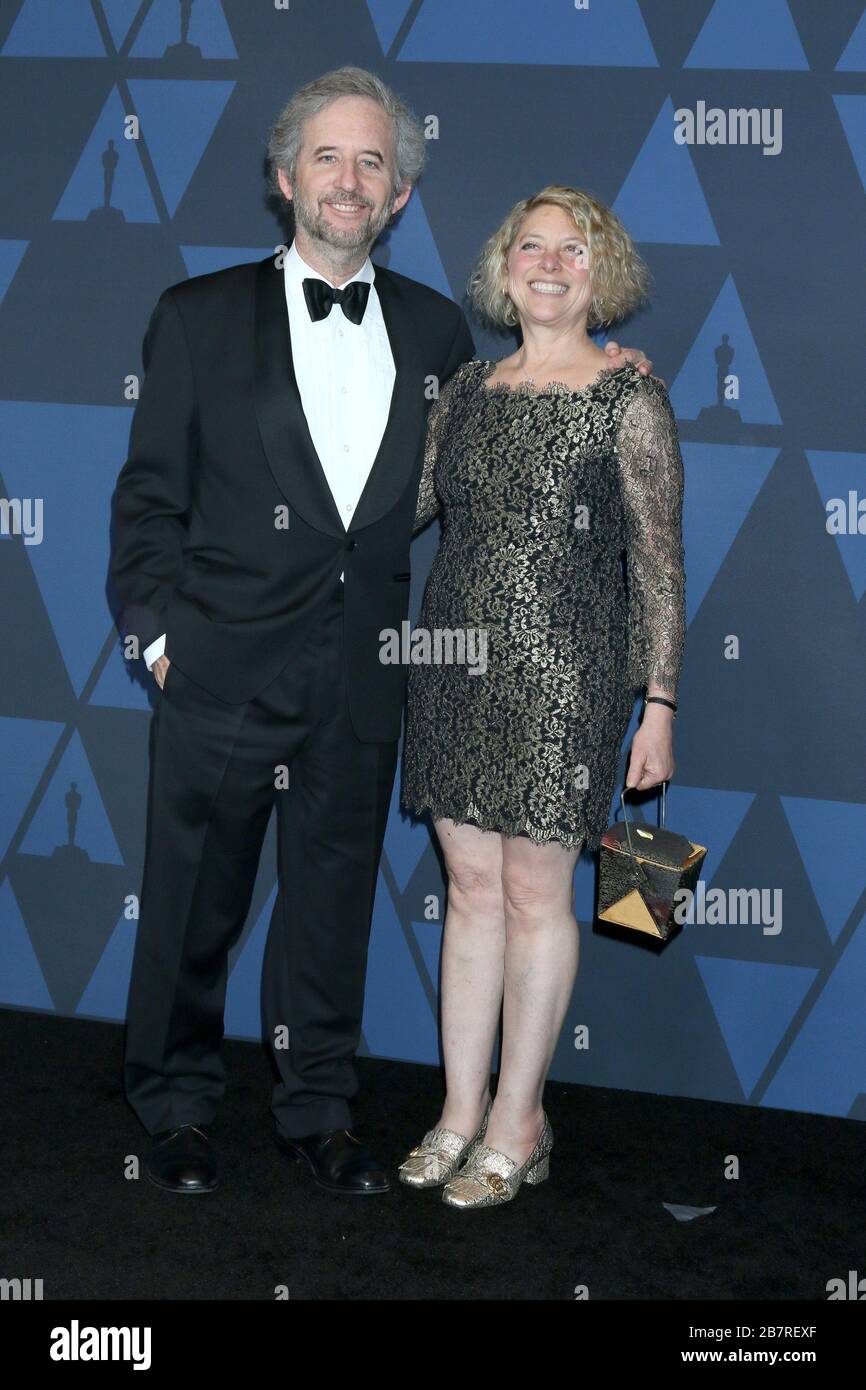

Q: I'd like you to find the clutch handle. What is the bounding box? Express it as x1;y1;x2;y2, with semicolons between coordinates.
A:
618;782;669;910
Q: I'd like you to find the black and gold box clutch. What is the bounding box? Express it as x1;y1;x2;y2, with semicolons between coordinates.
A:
597;785;707;945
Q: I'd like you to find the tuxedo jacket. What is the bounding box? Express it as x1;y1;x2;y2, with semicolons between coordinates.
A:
110;254;475;742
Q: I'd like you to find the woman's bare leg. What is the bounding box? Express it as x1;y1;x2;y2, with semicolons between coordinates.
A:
483;834;583;1165
432;817;505;1137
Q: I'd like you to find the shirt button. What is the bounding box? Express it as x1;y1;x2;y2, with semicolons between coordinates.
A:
341;386;348;394
343;444;350;452
345;504;353;513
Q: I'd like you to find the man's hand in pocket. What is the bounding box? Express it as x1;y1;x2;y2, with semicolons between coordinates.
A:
152;655;171;690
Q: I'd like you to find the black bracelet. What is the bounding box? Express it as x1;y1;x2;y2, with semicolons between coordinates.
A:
644;695;677;715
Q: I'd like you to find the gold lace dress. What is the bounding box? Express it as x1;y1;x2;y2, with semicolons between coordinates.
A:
400;358;686;851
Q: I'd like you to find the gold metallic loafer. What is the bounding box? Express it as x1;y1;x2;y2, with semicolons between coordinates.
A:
441;1113;553;1209
398;1101;492;1189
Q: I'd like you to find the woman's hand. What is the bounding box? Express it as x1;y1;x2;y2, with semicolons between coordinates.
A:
625;704;674;790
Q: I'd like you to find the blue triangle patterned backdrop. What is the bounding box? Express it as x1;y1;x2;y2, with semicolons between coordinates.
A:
1;0;864;1120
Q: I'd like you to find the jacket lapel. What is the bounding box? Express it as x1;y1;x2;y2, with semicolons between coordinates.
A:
253;255;344;537
253;254;426;539
348;266;427;533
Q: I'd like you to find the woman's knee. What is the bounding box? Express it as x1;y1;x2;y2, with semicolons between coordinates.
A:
436;820;504;914
446;855;503;913
501;842;578;921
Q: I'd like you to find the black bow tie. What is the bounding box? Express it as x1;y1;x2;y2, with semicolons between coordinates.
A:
302;277;371;326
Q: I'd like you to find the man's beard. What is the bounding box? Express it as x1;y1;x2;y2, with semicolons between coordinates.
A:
292;188;396;253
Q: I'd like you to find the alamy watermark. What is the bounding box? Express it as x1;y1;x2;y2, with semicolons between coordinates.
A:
0;496;43;545
379;622;488;675
674;881;782;935
675;102;782;156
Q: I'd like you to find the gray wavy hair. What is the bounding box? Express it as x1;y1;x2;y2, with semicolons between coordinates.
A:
266;66;427;199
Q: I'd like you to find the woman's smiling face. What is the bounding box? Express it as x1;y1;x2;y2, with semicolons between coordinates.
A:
504;203;593;329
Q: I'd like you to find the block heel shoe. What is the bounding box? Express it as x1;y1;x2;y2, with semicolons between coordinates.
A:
441;1113;553;1209
398;1100;492;1189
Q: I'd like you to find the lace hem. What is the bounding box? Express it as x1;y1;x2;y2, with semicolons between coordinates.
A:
400;798;604;853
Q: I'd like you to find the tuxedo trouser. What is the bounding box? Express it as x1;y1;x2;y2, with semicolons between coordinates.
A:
123;579;399;1139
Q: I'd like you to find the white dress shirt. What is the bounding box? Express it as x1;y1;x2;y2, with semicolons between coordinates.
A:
143;240;396;669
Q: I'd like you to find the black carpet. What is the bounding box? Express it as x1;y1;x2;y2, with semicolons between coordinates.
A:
1;1008;861;1301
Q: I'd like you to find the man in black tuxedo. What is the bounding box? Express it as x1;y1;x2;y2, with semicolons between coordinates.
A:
111;66;649;1196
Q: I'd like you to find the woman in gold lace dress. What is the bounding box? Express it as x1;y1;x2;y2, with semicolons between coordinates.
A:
398;186;686;1209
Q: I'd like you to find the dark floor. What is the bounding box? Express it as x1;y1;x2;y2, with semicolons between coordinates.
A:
0;1008;861;1301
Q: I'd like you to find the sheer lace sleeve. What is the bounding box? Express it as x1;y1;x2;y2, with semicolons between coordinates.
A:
412;367;465;534
614;376;686;699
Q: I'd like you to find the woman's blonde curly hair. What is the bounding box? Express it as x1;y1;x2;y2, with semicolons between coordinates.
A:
468;185;650;331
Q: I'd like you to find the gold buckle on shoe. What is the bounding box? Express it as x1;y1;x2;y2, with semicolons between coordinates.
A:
486;1173;509;1196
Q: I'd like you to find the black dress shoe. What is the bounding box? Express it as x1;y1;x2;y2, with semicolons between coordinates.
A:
145;1124;218;1194
276;1128;391;1195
